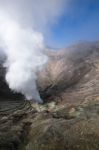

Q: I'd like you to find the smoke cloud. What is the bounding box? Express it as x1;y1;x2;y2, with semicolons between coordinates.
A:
0;0;66;102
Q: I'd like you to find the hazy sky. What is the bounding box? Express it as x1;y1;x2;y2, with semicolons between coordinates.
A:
46;0;99;48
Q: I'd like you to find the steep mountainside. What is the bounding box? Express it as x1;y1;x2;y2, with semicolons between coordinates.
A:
38;42;99;103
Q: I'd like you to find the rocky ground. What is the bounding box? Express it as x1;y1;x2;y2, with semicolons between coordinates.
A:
0;42;99;150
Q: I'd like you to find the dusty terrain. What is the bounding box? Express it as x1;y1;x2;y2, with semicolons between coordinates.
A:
0;42;99;150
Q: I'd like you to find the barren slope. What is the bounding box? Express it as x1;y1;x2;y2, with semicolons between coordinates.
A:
0;42;99;150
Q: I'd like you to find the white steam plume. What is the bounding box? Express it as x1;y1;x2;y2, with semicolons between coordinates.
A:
0;0;66;102
0;11;47;103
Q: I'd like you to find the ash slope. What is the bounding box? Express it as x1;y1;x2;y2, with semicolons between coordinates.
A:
38;41;99;103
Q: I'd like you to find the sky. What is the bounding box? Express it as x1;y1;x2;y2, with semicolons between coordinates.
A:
46;0;99;48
